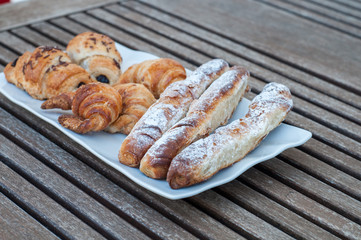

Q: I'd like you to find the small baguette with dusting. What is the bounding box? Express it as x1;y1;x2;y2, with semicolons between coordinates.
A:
140;66;250;179
167;82;293;189
119;59;229;167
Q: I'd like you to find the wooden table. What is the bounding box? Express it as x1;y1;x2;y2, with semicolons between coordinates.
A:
0;0;360;239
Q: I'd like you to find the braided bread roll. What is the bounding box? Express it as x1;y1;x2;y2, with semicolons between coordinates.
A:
4;46;94;100
118;58;186;98
66;32;122;85
105;83;156;135
58;83;122;134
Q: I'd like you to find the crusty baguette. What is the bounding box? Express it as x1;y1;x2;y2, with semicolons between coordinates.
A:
118;59;229;167
167;82;293;189
140;66;250;179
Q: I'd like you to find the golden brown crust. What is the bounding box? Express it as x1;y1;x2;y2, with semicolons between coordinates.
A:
167;82;293;189
140;67;250;179
58;83;122;134
66;32;122;85
4;51;32;90
41;91;75;110
118;59;229;168
4;46;94;100
105;83;156;134
118;58;186;98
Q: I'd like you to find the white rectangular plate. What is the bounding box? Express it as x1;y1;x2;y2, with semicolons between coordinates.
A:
0;43;312;200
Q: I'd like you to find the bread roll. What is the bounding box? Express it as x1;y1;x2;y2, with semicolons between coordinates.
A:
118;58;186;98
167;82;293;189
66;32;122;85
4;46;94;100
140;66;250;179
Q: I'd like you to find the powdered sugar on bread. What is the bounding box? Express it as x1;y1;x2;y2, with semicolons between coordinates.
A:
167;82;293;189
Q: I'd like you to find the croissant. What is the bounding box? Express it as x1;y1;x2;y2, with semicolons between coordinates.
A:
118;58;186;98
42;82;155;135
105;83;156;134
4;46;95;100
58;83;122;134
66;32;122;85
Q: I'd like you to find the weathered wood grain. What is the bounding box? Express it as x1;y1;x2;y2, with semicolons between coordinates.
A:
0;161;105;240
240;168;361;239
259;159;361;225
216;180;339;239
101;5;361;135
0;192;59;240
142;0;361;94
0;0;121;31
0;132;151;240
121;1;361;110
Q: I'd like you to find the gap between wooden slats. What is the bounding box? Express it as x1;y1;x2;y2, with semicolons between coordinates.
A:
0;23;358;239
0;191;60;240
252;0;361;39
260;0;361;29
139;0;361;96
238;168;361;239
329;0;361;11
0;103;244;239
301;0;361;21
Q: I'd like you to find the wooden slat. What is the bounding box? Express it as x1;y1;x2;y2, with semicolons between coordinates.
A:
189;191;293;240
142;0;361;94
301;138;361;180
254;0;361;39
259;159;361;224
0;131;150;240
280;147;361;200
0;0;120;31
302;0;361;20
11;27;57;47
0;102;243;239
0;45;18;65
216;180;339;239
0;192;59;240
240;168;361;239
0;31;35;54
48;17;195;70
0;160;104;239
121;1;361;109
